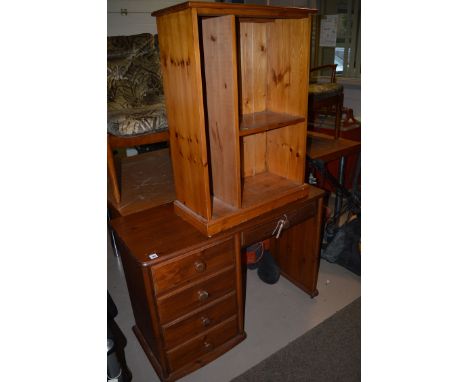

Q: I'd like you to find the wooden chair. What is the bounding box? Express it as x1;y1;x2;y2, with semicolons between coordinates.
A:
308;64;344;139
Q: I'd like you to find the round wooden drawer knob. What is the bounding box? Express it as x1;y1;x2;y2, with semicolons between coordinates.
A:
201;316;212;327
198;290;209;301
203;341;213;351
194;260;206;273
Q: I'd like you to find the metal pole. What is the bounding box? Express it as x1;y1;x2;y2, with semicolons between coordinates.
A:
334;155;346;222
352;151;361;196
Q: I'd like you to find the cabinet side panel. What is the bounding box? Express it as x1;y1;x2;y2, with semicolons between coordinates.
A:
239;22;267;114
157;9;212;219
270;208;321;295
241;133;266;177
266;122;305;182
266;17;311;116
118;244;169;372
201;15;241;208
239;22;268;177
265;17;311;181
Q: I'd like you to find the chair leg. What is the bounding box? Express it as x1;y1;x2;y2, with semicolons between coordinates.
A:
108;209;120;257
334;93;344;139
107;140;121;204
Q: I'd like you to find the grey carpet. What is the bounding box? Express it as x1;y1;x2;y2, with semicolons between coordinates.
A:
232;297;360;382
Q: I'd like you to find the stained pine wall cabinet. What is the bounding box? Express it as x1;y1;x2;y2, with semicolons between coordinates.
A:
154;2;316;236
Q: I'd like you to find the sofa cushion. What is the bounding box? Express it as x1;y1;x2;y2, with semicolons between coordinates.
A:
308;82;343;101
107;33;154;59
107;97;168;136
108;33;164;111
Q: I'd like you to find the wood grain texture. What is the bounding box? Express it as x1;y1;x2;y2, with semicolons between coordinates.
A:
157;267;236;324
239;110;304;136
239;21;268;178
174;176;310;236
233;233;244;334
117;241;170;374
162;292;237;350
134;324;246;382
270;212;322;296
107;148;175;218
307;132;361;162
240;198;316;247
202;15;241;208
166;316;238;371
266;122;305;182
241;133;266;178
266;17;311;116
108;131;169;149
107;139;121;204
111;187;325;380
265;17;311;181
151;238;235;296
239;21;268;115
152;2;316;18
111;203;224;263
157;8;212;219
155;7;314;232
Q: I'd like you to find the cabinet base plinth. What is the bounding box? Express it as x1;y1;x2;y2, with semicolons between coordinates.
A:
174;184;310;237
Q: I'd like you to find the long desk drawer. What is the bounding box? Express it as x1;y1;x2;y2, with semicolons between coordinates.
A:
151;238;235;295
157;268;236;325
241;198;317;247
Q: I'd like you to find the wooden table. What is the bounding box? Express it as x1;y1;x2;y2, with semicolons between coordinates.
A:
107;148;176;256
307;131;360;162
107;148;175;219
307;131;361;221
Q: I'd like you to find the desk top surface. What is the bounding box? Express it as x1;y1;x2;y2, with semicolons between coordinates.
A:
307;132;361;162
111;186;324;266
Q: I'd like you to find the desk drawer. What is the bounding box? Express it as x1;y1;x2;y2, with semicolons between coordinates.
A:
162;292;237;350
166;316;238;372
157;268;235;325
151;238;235;295
241;199;317;247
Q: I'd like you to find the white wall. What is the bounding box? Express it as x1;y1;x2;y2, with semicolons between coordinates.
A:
107;0;360;119
342;83;360;120
107;0;215;36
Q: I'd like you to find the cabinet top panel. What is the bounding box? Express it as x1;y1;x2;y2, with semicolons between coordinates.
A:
152;1;316;18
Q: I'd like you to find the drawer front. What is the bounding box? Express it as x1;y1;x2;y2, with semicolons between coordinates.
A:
162;292;237;349
157;268;236;324
167;316;238;372
152;238;235;295
241;199;317;247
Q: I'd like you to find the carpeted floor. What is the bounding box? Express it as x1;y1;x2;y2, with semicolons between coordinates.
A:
231;297;361;382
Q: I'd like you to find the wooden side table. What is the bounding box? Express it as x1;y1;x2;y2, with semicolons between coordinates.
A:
307;131;361;221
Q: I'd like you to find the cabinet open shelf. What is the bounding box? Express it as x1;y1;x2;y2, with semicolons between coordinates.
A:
239;111;305;136
155;2;315;236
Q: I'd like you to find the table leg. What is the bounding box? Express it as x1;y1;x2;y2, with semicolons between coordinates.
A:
108;210;120;257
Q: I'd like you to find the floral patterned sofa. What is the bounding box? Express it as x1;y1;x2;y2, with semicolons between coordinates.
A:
107;33;168;137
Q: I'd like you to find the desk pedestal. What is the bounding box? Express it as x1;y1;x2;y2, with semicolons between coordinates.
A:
111;188;324;381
